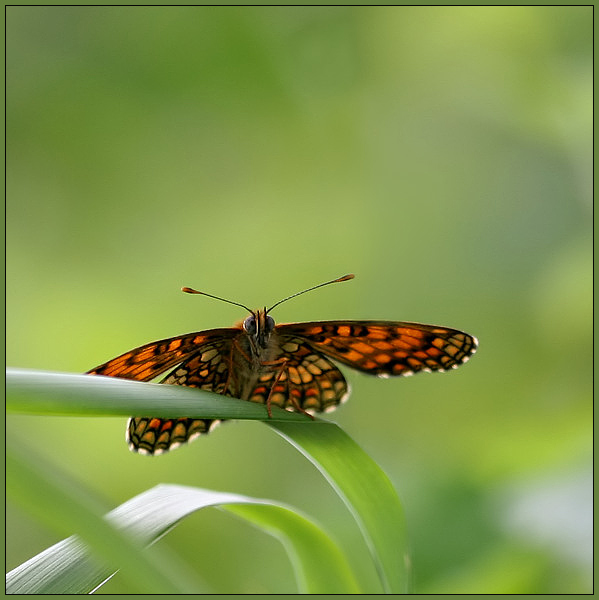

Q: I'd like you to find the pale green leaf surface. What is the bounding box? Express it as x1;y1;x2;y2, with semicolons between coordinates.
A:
7;480;359;594
269;421;411;593
6;440;202;594
223;502;361;594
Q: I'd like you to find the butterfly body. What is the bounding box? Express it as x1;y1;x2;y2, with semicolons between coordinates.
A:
87;276;478;455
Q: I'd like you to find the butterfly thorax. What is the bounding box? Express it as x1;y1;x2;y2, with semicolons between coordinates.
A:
229;308;283;401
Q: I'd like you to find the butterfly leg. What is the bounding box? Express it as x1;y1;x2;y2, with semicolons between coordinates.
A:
221;344;238;396
263;358;315;421
264;358;287;418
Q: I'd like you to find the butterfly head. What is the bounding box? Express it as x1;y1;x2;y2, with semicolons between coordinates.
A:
182;274;354;355
243;309;275;351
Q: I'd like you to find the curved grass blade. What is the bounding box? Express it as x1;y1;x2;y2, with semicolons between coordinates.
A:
6;368;310;421
7;368;408;592
268;421;411;593
223;502;360;593
7;436;358;593
6;439;202;594
115;485;361;594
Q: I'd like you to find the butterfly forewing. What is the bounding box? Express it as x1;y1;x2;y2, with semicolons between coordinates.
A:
86;328;239;382
160;338;235;392
87;329;240;454
276;321;477;377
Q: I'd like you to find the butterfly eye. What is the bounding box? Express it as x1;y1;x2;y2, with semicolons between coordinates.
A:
265;315;275;331
243;315;257;334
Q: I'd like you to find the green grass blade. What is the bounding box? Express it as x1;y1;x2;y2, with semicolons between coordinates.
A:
223;503;361;593
114;485;361;594
7;477;360;593
6;438;203;594
268;421;411;593
6;368;310;421
7;367;408;592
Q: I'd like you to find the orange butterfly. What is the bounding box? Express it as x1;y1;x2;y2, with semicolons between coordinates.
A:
87;275;477;455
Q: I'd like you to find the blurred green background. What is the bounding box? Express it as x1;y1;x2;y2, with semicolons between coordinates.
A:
6;6;592;594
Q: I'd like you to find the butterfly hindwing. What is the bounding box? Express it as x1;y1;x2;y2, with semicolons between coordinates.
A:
246;335;349;414
127;417;218;455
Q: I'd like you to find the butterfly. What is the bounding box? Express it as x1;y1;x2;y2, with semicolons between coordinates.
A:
87;274;478;455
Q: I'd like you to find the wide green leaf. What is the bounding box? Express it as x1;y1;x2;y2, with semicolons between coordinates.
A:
7;444;360;594
223;502;360;593
6;439;203;594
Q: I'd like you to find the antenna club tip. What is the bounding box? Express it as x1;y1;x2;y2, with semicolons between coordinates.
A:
339;274;355;282
181;286;197;294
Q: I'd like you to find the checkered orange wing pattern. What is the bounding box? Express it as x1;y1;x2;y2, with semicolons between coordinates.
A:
127;416;216;455
87;328;239;382
86;274;478;455
277;321;477;377
87;329;240;454
245;337;349;415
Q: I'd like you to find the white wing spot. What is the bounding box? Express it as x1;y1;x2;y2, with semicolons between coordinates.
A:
208;420;222;433
339;383;352;404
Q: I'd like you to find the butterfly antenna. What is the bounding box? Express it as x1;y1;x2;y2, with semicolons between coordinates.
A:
182;286;254;313
267;274;355;313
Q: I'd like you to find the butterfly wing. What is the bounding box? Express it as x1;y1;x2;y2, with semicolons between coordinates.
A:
276;321;478;377
127;416;218;455
86;328;239;381
87;328;240;455
247;335;349;414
